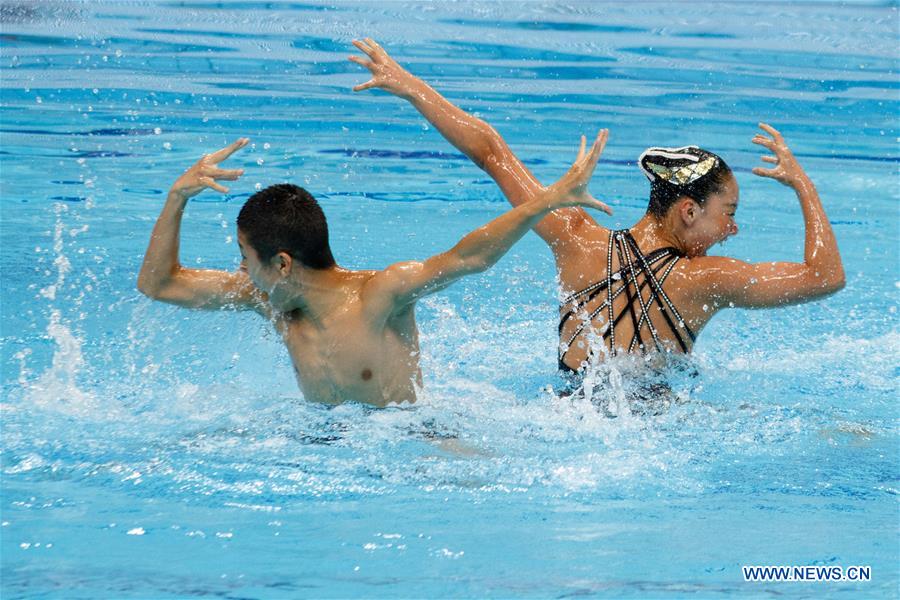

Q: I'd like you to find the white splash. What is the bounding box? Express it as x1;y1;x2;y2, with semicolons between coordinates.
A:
24;203;98;415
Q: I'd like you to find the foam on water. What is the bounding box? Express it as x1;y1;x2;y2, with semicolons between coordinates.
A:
5;193;894;506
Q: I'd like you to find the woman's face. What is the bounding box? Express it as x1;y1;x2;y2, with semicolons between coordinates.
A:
684;175;739;256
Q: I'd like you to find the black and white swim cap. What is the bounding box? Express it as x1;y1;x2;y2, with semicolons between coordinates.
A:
638;146;719;187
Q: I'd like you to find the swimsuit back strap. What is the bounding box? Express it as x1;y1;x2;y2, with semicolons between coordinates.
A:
624;232;696;345
558;255;674;364
560;246;674;305
605;229;617;354
557;229;697;371
627;254;684;353
618;232;663;352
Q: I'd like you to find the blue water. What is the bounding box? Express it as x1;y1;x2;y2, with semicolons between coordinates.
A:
1;1;898;598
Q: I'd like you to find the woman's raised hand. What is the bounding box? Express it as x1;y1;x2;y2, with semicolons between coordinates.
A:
349;38;415;98
752;123;808;187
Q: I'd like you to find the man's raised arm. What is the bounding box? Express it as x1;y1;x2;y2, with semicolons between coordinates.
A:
349;38;606;253
366;131;612;314
137;138;262;311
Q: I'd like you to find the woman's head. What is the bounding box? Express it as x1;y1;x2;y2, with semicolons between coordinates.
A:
639;146;733;217
639;146;739;255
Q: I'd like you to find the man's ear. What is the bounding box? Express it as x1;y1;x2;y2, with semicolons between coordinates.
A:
274;251;293;276
677;197;701;226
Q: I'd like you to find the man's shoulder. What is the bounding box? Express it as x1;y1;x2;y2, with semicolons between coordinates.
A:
363;261;424;293
357;264;420;316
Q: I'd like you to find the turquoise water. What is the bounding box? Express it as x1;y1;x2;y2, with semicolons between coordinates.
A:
1;1;898;598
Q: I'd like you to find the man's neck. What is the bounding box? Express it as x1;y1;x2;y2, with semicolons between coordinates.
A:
278;266;358;323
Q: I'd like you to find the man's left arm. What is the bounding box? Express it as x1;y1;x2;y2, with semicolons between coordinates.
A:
366;132;611;313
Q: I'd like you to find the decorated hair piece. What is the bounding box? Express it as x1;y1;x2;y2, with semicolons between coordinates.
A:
639;146;719;187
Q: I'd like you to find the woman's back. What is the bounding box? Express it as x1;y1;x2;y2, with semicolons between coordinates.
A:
556;225;706;372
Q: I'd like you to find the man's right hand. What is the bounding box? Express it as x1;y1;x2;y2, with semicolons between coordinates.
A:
170;137;249;200
538;129;613;216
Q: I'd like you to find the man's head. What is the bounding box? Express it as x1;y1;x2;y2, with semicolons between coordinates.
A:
237;182;335;265
236;184;336;294
639;146;738;256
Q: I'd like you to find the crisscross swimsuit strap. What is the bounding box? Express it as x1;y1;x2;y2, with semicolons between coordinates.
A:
558;230;696;372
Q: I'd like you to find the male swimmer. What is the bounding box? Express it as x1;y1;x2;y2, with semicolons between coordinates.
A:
138;134;611;406
351;39;845;375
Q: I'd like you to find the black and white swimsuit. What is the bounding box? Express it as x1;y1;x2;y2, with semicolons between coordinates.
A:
558;229;696;373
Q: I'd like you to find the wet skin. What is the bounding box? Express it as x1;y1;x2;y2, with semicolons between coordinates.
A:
238;231;422;406
349;37;844;372
138;133;612;406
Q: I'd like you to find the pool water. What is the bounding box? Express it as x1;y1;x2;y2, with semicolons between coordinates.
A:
1;1;898;598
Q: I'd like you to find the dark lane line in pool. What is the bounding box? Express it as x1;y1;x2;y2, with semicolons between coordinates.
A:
0;127;157;137
0;33;234;54
319;148;899;165
439;19;647;34
159;1;332;10
0;150;135;158
319;148;548;165
1;142;896;165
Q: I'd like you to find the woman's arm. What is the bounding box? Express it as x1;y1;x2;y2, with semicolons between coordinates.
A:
349;38;609;255
696;124;845;308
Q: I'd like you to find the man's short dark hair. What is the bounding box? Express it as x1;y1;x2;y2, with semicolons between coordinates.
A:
237;184;336;269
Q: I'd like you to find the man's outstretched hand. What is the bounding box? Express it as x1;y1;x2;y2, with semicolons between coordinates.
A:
539;129;613;216
170;138;249;200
